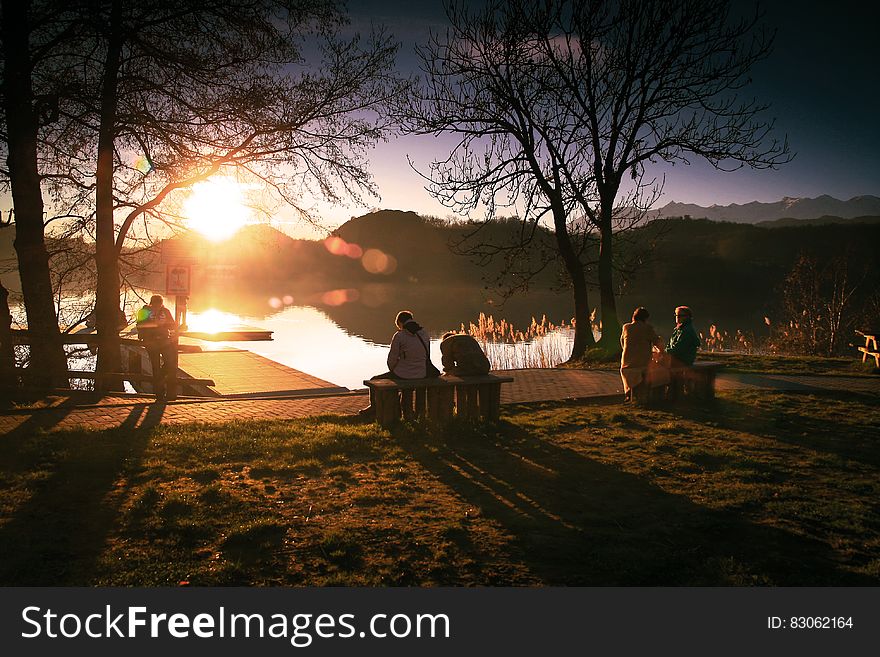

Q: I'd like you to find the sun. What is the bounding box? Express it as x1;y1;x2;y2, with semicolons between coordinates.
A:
183;177;252;241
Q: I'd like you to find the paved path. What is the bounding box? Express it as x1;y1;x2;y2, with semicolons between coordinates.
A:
1;369;876;436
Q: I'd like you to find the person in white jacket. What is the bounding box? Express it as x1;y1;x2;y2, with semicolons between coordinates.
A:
359;310;432;419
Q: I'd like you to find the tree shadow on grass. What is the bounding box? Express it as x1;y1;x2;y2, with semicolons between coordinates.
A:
672;391;880;469
0;404;156;585
397;420;877;586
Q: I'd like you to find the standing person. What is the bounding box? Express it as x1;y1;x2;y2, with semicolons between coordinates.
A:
440;331;490;376
620;307;663;402
136;294;179;401
665;305;700;367
359;310;435;419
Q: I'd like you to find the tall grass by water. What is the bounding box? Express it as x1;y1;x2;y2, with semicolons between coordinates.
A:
461;313;573;369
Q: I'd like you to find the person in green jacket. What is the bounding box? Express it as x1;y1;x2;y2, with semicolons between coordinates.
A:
666;305;700;367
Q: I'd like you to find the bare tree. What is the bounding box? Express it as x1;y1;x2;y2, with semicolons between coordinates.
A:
0;0;76;388
44;0;396;384
404;0;789;359
3;0;402;388
0;278;14;386
403;2;600;358
776;253;864;356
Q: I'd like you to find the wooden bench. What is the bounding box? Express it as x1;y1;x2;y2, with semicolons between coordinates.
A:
363;374;514;428
668;361;724;401
855;329;879;368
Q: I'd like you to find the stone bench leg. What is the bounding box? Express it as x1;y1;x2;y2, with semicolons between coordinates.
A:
428;385;454;424
400;388;416;420
700;371;716;400
375;388;401;428
478;383;501;422
414;387;427;418
456;385;479;421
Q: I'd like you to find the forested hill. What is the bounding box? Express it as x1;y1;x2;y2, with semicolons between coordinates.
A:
4;212;879;314
620;217;879;309
329;212;880;297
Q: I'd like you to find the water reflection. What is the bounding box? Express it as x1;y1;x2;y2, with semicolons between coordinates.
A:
186;305;411;390
185;309;243;334
178;282;579;389
186;304;575;390
10;278;771;391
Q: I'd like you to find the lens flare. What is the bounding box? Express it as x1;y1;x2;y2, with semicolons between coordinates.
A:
134;154;153;174
320;288;360;306
324;236;348;256
324;236;364;259
361;249;397;275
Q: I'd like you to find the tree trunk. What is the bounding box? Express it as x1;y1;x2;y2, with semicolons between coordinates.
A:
1;0;69;390
0;280;16;388
551;200;595;361
94;3;123;390
595;205;621;356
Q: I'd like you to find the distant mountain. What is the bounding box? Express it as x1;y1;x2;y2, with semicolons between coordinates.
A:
652;195;880;223
756;215;880;228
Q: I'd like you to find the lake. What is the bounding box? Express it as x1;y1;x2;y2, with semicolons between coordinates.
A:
178;282;577;389
12;280;770;390
169;280;769;389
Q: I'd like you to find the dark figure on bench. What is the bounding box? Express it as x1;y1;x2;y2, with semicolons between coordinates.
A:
440;331;490;376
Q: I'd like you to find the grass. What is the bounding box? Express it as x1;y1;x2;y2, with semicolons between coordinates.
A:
1;389;879;586
701;352;879;376
567;350;880;376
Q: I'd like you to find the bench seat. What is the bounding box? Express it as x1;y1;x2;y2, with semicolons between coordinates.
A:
363;374;514;427
669;361;724;400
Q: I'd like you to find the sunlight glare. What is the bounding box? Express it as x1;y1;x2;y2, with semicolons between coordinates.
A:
183;177;252;241
185;308;242;334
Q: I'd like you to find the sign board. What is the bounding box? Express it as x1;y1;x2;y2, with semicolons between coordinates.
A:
161;240;200;264
166;264;192;296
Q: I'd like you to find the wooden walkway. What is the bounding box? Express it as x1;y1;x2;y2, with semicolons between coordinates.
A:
176;349;347;398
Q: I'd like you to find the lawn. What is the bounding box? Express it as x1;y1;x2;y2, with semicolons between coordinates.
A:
0;389;878;586
570;350;880;376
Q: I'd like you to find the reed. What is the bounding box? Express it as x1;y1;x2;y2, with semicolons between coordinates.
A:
461;312;573;369
700;323;766;355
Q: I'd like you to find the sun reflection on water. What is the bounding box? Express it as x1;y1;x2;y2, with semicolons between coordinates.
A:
185;308;243;334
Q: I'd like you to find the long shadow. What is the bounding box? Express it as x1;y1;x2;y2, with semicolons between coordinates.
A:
672;391;880;468
0;405;75;440
0;406;156;585
397;421;877;585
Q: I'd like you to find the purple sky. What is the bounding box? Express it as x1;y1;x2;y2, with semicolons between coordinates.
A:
317;0;880;226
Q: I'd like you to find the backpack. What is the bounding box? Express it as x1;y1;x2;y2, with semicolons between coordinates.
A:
136;306;170;342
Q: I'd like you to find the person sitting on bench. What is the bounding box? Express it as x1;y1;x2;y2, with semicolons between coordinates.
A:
440;331;490;376
358;310;435;419
665;305;700;368
620;306;663;403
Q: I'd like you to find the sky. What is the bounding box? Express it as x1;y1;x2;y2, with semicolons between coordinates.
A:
309;0;880;228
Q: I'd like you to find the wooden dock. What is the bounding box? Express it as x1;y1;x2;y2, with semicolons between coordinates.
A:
14;326;344;399
175;349;348;398
179;325;273;342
